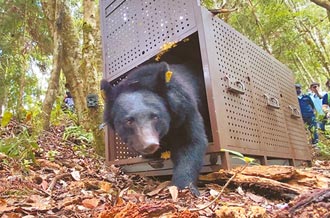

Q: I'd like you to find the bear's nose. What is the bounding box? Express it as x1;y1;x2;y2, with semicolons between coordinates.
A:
143;143;159;154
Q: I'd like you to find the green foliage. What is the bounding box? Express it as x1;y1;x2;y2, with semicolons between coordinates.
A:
72;144;90;158
0;0;51;117
63;125;94;144
0;127;38;164
316;141;330;158
1;111;13;127
46;150;59;162
317;127;330;159
221;148;257;164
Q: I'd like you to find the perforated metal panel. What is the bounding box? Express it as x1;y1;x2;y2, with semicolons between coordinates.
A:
100;0;197;81
273;59;311;160
114;133;138;159
207;16;262;154
246;43;292;157
195;6;310;160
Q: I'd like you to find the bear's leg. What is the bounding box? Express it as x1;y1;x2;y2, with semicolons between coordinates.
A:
170;113;208;196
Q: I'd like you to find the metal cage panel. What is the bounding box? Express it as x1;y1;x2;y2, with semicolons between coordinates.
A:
246;43;292;157
273;60;311;160
206;16;263;154
100;0;197;81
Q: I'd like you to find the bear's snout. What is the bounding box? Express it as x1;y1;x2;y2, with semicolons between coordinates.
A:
130;122;160;155
142;143;159;154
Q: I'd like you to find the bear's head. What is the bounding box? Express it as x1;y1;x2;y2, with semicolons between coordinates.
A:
101;62;172;155
109;90;170;155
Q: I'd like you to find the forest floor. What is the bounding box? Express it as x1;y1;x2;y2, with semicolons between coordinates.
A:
0;119;330;218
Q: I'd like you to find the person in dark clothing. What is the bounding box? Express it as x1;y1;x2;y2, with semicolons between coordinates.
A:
296;84;318;144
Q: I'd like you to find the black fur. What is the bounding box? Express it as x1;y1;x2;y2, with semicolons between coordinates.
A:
101;61;208;196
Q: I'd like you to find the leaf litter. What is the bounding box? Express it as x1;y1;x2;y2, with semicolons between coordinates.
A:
1;119;330;217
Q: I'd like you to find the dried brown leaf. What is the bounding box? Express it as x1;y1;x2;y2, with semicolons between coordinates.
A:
0;199;17;213
99;181;112;193
1;212;21;218
146;181;171;197
21;195;53;211
82;198;100;209
36;159;61;170
215;205;246;218
247;206;268;218
40;180;49;191
246;192;266;203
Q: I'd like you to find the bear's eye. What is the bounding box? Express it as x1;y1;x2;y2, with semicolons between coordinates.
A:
125;117;135;126
151;113;159;120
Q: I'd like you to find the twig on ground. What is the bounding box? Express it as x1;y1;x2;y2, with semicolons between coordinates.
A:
47;172;71;193
190;164;249;212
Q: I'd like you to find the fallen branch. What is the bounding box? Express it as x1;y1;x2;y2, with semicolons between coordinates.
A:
47;172;71;193
198;165;328;200
288;188;330;214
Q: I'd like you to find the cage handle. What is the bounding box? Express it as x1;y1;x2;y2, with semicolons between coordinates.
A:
224;76;245;94
288;105;301;118
264;94;280;109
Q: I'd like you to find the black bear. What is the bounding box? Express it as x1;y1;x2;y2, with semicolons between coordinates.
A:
101;61;208;196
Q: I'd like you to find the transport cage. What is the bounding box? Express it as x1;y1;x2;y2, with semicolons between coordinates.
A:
100;0;311;175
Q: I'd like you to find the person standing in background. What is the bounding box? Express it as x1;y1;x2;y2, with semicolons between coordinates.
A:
309;82;325;131
63;91;75;112
296;84;318;145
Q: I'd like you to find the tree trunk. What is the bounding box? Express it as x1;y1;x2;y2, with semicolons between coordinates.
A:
41;0;63;130
17;62;26;120
58;1;86;125
310;0;330;10
310;0;330;21
0;66;7;116
82;0;104;155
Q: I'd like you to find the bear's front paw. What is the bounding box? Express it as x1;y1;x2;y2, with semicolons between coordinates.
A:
188;183;200;197
173;180;200;197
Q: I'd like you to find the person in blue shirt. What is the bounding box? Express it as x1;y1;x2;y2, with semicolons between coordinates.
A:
296;84;318;144
63;91;75;112
309;82;325;130
322;79;330;125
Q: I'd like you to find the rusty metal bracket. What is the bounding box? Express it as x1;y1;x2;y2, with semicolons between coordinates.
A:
224;76;245;94
264;94;280;109
288;105;301;118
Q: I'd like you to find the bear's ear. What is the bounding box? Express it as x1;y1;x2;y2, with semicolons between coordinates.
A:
125;61;171;94
100;79;115;127
100;79;111;100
